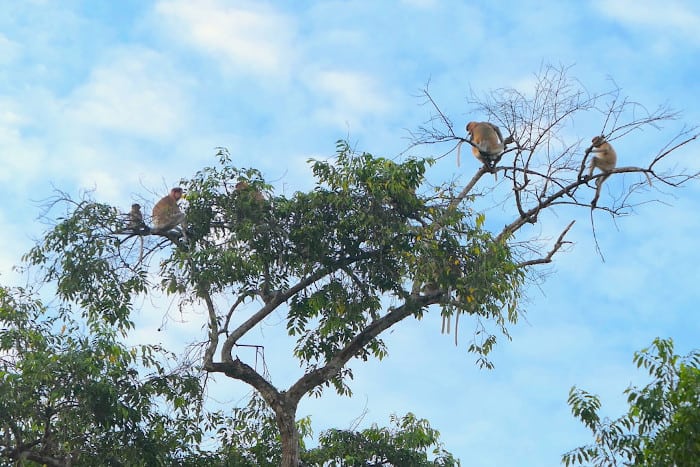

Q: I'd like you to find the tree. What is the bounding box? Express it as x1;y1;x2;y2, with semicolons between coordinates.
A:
563;338;700;466
0;285;206;466
22;64;699;466
211;393;458;466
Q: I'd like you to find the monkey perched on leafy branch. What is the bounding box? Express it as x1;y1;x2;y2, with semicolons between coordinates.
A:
125;203;149;233
151;187;188;240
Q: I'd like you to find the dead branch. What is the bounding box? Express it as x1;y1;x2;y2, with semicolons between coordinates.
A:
516;221;575;267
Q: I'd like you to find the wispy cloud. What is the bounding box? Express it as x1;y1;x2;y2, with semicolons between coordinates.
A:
593;0;700;47
155;0;297;77
63;47;189;141
0;33;19;64
309;70;394;130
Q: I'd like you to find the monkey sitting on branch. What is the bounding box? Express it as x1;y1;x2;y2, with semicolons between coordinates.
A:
151;187;188;240
457;121;514;177
587;135;617;207
125;203;149;234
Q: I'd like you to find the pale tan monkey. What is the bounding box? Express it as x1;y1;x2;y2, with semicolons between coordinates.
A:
234;181;268;225
152;187;187;239
588;136;617;207
588;136;617;179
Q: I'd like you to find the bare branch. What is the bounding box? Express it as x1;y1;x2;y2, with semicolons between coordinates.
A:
516;221;575;267
413;64;699;265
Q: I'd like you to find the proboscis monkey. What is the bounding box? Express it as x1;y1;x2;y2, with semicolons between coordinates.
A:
466;121;505;166
152;187;187;240
127;203;146;231
588;136;617;207
235;181;265;202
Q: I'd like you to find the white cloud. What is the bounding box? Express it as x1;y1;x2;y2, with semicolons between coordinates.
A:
309;70;393;129
63;47;188;141
0;100;46;185
594;0;700;45
155;0;297;77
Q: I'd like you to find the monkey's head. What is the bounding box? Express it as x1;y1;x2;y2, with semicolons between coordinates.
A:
170;187;184;200
591;135;606;147
466;121;477;135
131;203;141;210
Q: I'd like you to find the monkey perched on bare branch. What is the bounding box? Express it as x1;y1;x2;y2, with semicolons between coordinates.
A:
588;136;617;207
152;187;187;240
456;122;513;180
465;122;505;168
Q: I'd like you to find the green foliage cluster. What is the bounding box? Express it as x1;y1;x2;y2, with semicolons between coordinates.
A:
22;200;147;329
207;392;457;467
563;338;700;466
182;143;523;382
304;412;460;466
0;286;205;466
14;143;527;465
23;143;524;379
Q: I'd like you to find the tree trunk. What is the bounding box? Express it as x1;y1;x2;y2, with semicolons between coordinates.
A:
276;399;300;467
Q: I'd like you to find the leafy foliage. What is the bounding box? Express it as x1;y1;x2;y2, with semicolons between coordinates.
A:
207;392;458;467
19;142;524;466
184;144;523;375
304;412;460;466
22;198;147;330
203;393;311;467
563;338;700;466
0;286;206;466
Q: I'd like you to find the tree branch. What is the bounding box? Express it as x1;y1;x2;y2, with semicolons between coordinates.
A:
286;293;436;403
516;220;575;267
219;250;387;363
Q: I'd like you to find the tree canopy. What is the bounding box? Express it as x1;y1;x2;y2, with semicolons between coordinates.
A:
564;338;700;466
0;286;205;466
13;65;700;466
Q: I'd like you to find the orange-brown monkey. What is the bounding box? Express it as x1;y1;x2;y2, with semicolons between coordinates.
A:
152;187;187;239
466;121;505;166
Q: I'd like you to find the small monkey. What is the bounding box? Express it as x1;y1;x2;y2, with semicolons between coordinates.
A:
127;203;146;231
152;187;187;240
234;181;268;224
588;136;617;207
235;181;265;202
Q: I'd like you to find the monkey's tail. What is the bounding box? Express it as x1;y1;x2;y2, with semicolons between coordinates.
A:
456;141;463;167
453;312;460;346
138;236;144;264
589;208;606;262
441;313;451;334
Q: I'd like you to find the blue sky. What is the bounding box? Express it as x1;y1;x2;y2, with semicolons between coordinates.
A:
1;1;699;465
